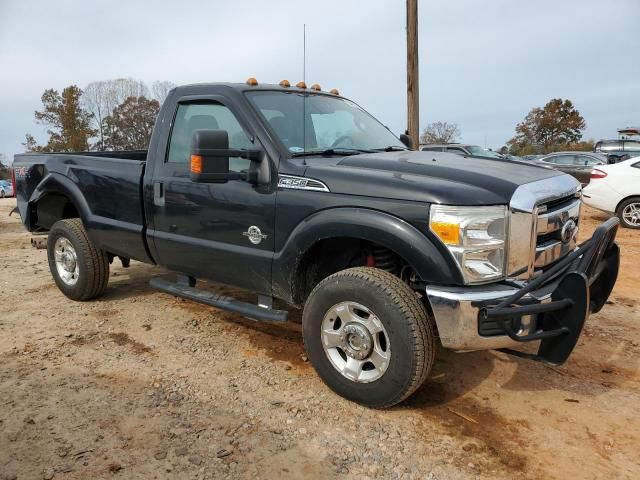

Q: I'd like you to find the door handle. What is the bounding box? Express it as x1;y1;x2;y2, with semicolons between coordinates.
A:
154;182;165;207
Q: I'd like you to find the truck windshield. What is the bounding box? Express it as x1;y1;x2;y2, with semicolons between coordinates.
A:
246;91;405;155
465;146;503;159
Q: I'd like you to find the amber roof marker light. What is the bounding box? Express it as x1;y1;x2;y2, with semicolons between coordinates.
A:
329;88;340;95
246;77;258;86
296;81;307;89
310;83;321;91
279;80;291;87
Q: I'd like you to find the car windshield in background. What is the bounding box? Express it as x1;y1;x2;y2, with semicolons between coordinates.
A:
465;146;503;158
246;91;406;156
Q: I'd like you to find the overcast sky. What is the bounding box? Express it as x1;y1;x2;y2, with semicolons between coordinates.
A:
1;0;639;162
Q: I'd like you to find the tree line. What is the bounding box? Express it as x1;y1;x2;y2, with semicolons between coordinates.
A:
25;80;591;157
0;154;10;180
24;78;176;152
421;98;593;155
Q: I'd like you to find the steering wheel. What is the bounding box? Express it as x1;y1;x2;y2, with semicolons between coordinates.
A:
330;135;354;148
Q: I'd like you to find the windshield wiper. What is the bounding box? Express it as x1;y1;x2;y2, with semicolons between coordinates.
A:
373;146;408;152
292;148;374;157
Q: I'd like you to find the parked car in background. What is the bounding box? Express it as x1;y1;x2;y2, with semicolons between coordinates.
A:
521;154;543;161
421;143;504;160
535;152;608;185
604;150;640;164
583;158;640;229
0;180;14;198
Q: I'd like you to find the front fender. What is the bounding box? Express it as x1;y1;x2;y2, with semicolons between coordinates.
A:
272;207;463;304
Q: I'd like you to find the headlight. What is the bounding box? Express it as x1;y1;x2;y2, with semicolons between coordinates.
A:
429;205;507;284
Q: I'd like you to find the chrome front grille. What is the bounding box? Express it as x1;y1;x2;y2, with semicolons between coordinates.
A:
534;196;580;269
508;175;583;279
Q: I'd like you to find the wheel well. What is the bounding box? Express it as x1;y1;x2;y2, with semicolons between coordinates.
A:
292;237;419;305
33;193;79;231
616;195;640;214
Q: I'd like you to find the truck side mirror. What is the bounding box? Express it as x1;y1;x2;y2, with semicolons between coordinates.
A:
190;129;231;183
190;130;263;184
399;133;414;150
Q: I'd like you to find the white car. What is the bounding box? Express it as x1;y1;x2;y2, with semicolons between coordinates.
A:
0;180;14;198
582;158;640;229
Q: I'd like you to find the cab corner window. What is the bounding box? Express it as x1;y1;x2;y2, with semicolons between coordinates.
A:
167;103;252;172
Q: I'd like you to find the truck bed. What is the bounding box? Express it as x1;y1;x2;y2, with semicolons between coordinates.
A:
13;151;152;263
60;150;148;161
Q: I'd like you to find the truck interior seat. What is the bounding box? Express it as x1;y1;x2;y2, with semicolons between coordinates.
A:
186;114;220;132
269;116;296;148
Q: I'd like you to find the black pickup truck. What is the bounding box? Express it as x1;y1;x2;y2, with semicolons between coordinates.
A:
13;80;620;407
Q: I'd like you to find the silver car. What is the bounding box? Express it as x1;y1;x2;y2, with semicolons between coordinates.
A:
535;152;608;185
0;180;14;198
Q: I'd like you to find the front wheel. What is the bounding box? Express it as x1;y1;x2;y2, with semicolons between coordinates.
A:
47;219;110;300
302;267;435;408
617;197;640;229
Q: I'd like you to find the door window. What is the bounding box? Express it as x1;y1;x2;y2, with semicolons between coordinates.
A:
577;155;604;166
167;103;252;172
546;155;573;165
446;147;466;154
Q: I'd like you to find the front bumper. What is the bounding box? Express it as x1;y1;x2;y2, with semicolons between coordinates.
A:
425;218;620;364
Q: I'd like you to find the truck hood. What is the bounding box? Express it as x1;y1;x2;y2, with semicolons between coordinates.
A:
303;151;563;205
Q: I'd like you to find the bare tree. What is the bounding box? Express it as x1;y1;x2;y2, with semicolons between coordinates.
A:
83;78;149;150
151;81;176;104
83;81;109;150
420;121;460;145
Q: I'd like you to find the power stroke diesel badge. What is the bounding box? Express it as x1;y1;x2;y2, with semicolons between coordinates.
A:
242;226;268;245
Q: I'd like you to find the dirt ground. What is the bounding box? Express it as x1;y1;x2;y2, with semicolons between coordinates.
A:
0;197;639;480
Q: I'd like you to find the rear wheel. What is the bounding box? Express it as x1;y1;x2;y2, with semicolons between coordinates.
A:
302;267;435;408
617;197;640;229
47;219;110;300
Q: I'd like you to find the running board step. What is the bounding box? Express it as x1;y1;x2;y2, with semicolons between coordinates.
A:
150;277;288;322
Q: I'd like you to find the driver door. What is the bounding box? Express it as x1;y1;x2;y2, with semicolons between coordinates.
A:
148;98;277;294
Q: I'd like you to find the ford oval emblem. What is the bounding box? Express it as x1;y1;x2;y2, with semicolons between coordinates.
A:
560;219;577;244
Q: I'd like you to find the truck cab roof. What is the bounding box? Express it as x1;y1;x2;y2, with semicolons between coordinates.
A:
174;81;343;98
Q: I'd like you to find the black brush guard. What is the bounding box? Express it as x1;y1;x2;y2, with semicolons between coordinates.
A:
479;217;620;365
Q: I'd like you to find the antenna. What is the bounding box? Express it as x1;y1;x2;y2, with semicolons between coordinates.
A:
302;23;307;162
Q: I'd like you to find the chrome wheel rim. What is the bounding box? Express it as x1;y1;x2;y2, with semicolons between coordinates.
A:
321;301;391;383
54;237;79;286
622;202;640;226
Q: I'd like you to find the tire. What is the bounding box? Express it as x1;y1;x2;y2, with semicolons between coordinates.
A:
0;190;5;198
302;267;435;408
616;197;640;229
47;218;110;300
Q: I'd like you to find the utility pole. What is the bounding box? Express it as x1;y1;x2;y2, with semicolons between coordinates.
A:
406;0;419;150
